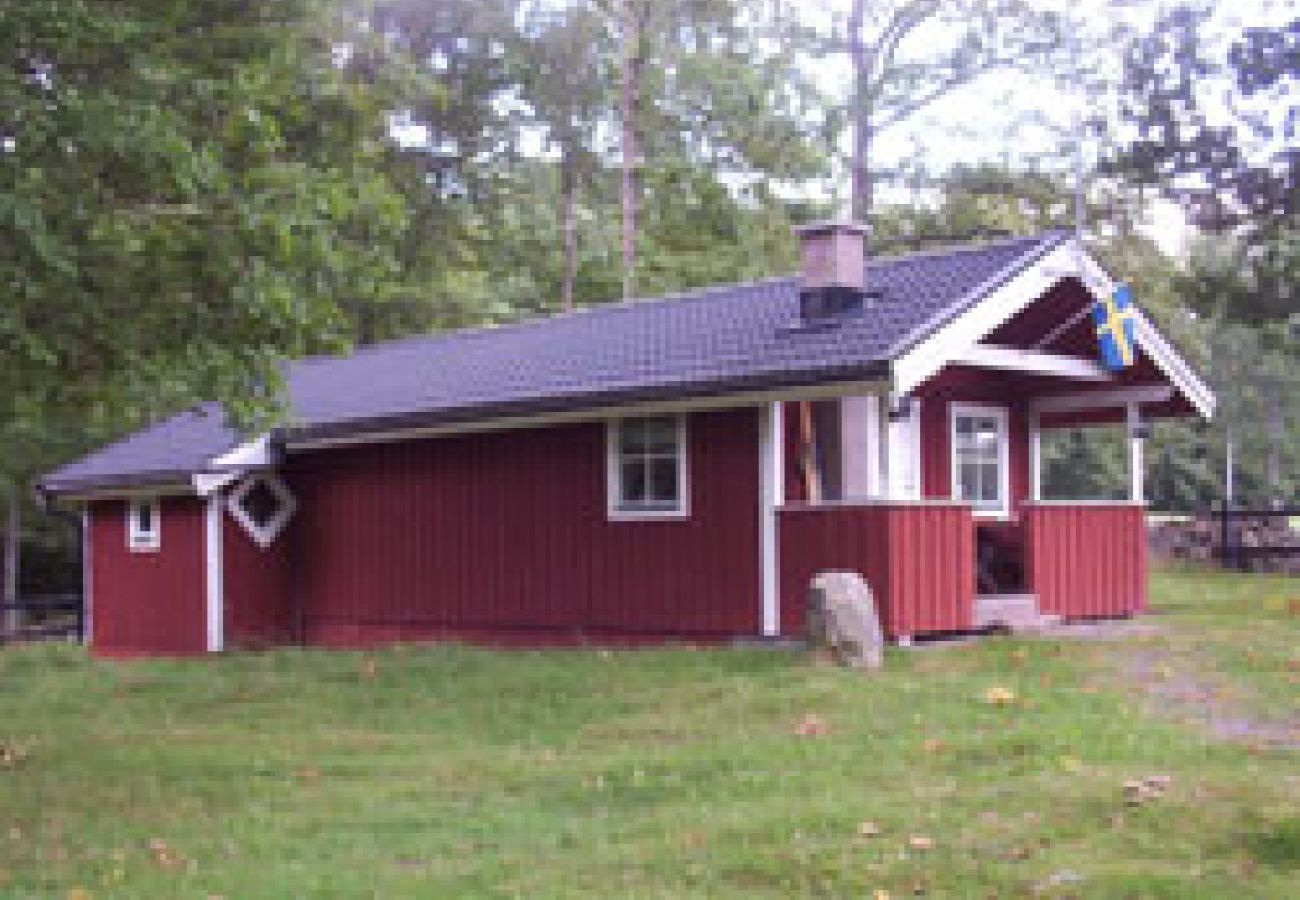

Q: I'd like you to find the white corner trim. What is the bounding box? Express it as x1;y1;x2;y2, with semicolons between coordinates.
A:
955;345;1113;382
605;414;691;521
226;473;298;549
81;510;93;647
759;401;783;637
205;493;224;653
893;238;1215;420
1031;385;1174;415
211;434;274;469
125;498;161;552
949;402;1011;519
193;470;243;497
1028;410;1043;503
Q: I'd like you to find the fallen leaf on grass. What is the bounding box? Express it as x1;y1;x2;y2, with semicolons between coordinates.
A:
148;838;182;869
922;737;945;754
857;820;882;838
292;767;320;781
359;658;377;680
65;889;91;900
983;686;1017;706
793;714;829;737
0;742;28;768
1058;755;1085;774
908;834;934;852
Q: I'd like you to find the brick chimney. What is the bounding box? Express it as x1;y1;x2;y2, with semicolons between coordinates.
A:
795;221;869;322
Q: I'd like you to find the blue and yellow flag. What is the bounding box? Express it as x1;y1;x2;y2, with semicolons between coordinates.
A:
1093;284;1138;370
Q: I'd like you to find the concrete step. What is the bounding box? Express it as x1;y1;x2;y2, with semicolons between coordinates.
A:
975;593;1059;634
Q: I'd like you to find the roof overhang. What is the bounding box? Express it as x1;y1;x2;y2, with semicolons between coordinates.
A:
280;366;890;451
889;237;1215;420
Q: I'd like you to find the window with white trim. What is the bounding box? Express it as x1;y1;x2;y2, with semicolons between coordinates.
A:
608;415;688;517
950;404;1010;517
227;473;297;548
127;498;161;551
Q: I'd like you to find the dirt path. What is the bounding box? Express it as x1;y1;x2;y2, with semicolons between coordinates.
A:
1114;638;1300;750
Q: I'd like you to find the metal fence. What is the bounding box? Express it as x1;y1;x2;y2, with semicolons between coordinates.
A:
0;593;84;644
1216;507;1300;572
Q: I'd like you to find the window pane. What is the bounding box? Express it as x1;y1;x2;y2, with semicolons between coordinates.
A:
621;461;646;506
620;419;648;455
640;417;678;453
239;480;282;528
957;462;979;503
135;502;154;534
979;463;1001;504
649;458;679;504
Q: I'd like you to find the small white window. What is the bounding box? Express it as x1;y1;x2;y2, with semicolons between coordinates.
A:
950;404;1010;518
227;473;297;548
607;415;688;518
127;498;161;552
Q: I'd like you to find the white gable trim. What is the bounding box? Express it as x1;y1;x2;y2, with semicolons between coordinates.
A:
954;345;1113;381
1032;385;1174;415
212;434;274;469
892;238;1215;419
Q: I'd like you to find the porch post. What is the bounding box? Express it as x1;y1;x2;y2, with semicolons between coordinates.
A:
759;401;783;637
1028;410;1043;502
1126;402;1145;505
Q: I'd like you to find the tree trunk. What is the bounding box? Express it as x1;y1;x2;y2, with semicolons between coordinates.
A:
560;145;578;311
620;0;645;299
848;0;872;221
3;490;19;635
1267;395;1283;508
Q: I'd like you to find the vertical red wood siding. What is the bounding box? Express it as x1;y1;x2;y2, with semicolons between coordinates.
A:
222;512;295;648
286;408;761;646
778;504;974;639
916;374;1031;510
1024;504;1148;618
88;497;207;655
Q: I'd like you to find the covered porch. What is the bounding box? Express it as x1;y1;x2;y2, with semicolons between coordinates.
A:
766;267;1212;642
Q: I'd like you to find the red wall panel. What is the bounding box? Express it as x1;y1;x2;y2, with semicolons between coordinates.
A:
222;513;295;648
88;497;207;655
916;370;1031;511
1024;504;1147;618
778;503;973;639
285;408;761;645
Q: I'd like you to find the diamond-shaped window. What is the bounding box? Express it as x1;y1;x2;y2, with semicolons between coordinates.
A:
227;474;296;548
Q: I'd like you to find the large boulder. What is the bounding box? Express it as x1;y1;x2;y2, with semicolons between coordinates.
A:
806;571;884;670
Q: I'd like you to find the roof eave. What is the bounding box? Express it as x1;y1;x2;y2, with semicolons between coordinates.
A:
283;362;892;449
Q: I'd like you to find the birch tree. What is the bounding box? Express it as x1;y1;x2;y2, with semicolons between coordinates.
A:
837;0;1068;220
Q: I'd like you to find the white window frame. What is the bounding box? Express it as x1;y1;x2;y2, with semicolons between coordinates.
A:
606;415;690;520
226;473;297;549
949;403;1011;519
126;497;161;552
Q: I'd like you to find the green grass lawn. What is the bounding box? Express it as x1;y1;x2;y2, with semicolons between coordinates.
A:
2;569;1298;898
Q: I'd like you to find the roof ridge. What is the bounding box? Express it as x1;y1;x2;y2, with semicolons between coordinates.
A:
867;229;1068;265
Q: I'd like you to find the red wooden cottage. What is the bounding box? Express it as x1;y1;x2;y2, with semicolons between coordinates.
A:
39;225;1214;656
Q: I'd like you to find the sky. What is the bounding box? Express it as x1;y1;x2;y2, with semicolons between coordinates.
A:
803;0;1293;255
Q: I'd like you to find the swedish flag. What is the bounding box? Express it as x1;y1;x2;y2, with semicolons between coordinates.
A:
1093;284;1138;370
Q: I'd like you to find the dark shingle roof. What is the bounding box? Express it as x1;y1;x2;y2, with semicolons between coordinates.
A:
39;231;1068;494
